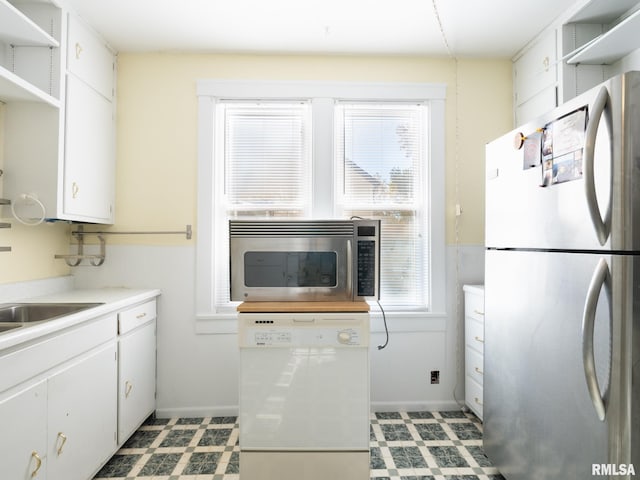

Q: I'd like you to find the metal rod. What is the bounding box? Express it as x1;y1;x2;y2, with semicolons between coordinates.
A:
0;247;11;252
72;224;192;240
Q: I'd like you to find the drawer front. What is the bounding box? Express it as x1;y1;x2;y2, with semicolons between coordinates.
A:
118;300;157;335
465;375;484;420
67;13;114;99
465;317;484;354
465;293;485;322
0;314;117;393
465;346;484;385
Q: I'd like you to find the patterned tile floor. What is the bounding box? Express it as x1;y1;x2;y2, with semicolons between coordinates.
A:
94;411;504;480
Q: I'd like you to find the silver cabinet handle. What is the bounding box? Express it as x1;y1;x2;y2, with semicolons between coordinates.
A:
581;258;611;421
584;86;612;246
474;366;484;375
125;380;133;398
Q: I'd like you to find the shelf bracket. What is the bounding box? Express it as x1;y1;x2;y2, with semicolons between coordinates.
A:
54;226;105;266
55;224;192;266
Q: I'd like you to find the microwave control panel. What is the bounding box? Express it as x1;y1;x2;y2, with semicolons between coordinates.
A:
356;239;376;297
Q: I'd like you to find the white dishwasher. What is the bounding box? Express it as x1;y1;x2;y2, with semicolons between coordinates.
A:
238;310;370;480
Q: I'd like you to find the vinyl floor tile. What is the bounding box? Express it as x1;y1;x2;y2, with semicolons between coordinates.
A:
93;411;504;480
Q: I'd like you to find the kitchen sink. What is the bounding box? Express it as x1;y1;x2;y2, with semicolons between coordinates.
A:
0;303;104;330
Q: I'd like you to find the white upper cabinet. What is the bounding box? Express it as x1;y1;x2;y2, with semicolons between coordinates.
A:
0;0;61;106
565;0;640;65
513;29;558;125
1;1;116;224
67;14;114;99
513;0;640;125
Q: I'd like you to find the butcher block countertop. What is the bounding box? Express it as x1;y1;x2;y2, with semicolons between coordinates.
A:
237;301;370;313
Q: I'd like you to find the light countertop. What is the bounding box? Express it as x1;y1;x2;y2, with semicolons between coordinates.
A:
0;287;160;351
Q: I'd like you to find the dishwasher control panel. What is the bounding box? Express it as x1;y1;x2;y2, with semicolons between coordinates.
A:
238;312;369;348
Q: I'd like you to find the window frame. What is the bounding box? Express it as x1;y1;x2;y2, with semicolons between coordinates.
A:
196;80;446;333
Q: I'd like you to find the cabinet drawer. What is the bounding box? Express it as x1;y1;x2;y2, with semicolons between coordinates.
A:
118;300;157;335
0;314;117;393
465;317;484;353
66;14;113;99
465;375;484;420
465;293;485;322
465;347;484;385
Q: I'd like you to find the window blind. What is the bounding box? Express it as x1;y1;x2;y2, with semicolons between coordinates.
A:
223;102;312;216
214;101;312;305
335;103;428;308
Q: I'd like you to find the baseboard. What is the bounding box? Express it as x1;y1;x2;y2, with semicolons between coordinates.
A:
156;400;464;419
370;400;463;413
155;405;239;419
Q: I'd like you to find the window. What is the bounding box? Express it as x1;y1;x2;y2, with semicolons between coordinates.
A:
196;81;446;325
212;101;312;305
335;103;428;308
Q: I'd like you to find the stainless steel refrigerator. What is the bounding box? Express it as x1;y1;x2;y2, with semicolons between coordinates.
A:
484;71;639;479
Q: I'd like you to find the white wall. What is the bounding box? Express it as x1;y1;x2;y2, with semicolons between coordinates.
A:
72;243;484;416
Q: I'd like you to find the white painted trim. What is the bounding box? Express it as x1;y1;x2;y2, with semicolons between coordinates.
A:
196;79;448;327
155;400;464;419
197;79;446;101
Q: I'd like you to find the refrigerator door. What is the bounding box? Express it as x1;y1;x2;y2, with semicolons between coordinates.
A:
484;250;620;479
485;71;640;252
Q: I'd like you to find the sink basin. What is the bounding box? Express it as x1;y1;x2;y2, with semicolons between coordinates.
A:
0;303;103;326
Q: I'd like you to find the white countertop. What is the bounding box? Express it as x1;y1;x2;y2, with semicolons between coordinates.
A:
462;284;484;295
0;288;160;351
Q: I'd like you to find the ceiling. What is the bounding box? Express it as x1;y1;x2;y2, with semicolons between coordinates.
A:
63;0;580;57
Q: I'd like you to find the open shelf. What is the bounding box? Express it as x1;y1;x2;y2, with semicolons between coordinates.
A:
0;64;60;106
567;6;640;65
0;0;58;47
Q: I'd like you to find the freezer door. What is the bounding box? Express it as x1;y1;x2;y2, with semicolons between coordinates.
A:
484;250;618;479
485;71;640;251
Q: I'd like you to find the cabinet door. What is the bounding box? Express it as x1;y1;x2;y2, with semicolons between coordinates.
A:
0;381;47;480
63;73;114;223
66;14;113;100
47;343;117;480
118;320;156;443
514;29;557;107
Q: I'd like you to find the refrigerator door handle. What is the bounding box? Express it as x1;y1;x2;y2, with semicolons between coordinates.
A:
583;86;613;246
581;257;611;422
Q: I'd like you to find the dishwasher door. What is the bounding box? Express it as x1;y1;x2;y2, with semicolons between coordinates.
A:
238;312;370;451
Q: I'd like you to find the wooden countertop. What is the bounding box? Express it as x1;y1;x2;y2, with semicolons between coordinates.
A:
237;301;370;313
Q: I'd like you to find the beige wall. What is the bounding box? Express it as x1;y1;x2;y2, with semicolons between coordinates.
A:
114;53;512;245
0;54;513;284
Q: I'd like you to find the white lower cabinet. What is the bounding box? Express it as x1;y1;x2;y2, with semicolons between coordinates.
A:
0;294;159;480
48;343;117;480
0;381;47;479
464;285;485;420
117;301;157;443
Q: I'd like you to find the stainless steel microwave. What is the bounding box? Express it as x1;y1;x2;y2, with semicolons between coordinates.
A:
229;219;380;302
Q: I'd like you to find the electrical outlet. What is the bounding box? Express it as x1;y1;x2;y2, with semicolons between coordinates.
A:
430;370;440;384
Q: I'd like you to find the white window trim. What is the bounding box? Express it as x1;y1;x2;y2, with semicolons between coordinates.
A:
195;80;446;334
